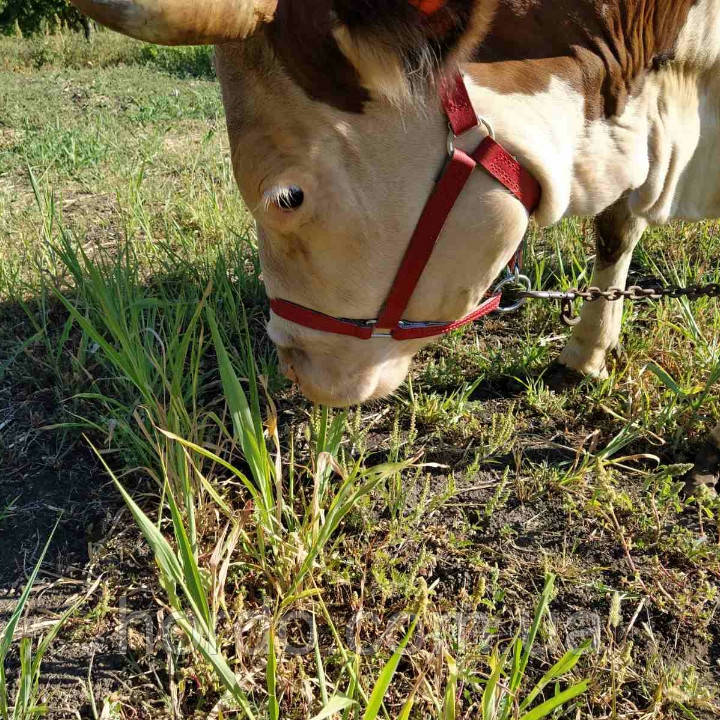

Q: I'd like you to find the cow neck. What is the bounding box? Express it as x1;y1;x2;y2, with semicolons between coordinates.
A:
270;71;541;342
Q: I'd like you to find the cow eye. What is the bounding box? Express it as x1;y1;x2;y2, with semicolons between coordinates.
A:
276;186;305;211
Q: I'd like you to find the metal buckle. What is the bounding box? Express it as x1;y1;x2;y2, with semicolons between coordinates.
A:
494;273;532;313
369;319;449;338
397;320;448;330
363;319;392;338
447;118;495;157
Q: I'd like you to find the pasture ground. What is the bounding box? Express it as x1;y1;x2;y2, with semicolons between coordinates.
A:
0;32;719;719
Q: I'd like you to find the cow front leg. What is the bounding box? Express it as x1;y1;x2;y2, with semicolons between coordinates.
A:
558;200;647;378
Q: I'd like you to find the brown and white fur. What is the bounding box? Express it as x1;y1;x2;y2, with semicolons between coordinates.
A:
71;0;720;484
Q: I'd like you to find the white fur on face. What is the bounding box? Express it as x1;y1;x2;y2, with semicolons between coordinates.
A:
331;2;499;109
332;26;417;108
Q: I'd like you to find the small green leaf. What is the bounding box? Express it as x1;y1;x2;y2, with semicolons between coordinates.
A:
645;362;686;396
363;612;421;720
310;696;357;720
519;681;588;720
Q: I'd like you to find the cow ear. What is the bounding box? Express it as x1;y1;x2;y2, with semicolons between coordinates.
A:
332;0;496;103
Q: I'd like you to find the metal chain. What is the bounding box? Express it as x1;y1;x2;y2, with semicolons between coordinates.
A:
512;281;720;327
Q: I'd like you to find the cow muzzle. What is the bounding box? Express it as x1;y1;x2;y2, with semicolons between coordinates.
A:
274;341;413;407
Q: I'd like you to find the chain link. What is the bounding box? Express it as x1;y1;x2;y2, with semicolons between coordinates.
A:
513;281;720;327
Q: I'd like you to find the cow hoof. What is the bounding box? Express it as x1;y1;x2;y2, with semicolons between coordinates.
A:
543;361;590;391
557;344;610;380
683;440;720;499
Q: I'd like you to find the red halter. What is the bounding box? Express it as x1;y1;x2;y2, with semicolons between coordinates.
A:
270;72;541;342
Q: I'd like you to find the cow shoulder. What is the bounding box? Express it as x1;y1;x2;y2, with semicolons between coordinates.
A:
472;0;699;119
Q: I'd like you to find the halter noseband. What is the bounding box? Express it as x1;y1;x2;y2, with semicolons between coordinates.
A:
270;72;541;342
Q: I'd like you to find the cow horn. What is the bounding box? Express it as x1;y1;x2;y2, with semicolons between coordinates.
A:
69;0;277;45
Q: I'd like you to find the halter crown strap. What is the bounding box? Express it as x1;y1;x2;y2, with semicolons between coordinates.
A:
441;73;540;213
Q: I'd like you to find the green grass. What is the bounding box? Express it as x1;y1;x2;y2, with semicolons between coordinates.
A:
1;31;719;719
0;30;214;78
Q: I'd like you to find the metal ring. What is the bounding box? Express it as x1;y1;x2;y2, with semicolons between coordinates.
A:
478;117;495;140
494;274;532;313
447;118;496;157
447;127;456;157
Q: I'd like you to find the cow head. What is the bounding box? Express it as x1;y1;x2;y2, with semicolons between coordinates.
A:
71;0;533;406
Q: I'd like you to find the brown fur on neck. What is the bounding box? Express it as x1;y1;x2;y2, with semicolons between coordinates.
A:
266;0;496;111
264;0;697;119
267;0;368;113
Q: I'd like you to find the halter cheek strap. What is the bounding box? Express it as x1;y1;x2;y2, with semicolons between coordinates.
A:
269;72;541;342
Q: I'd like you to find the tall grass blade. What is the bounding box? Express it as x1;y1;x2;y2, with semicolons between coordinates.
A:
0;521;58;658
0;659;6;718
482;646;510;720
0;521;58;720
518;681;588;720
646;362;687;396
207;307;272;511
519;644;588;712
443;654;458;720
173;613;257;719
362;611;421;720
313;614;329;707
15;638;35;718
91;444;216;632
289;460;414;596
164;472;212;633
397;696;415;720
510;574;555;695
158;430;262;508
91;442;257;717
267;625;279;720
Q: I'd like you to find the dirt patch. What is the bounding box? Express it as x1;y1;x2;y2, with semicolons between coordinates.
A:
0;387;105;586
0;302;135;717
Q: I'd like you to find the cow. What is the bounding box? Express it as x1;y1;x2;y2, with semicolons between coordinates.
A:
70;0;720;490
